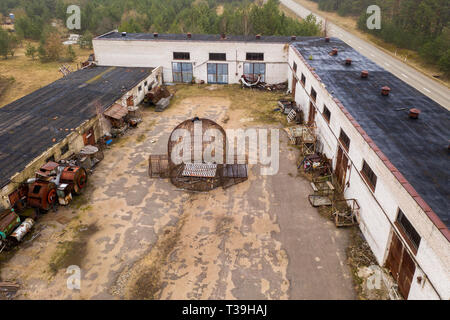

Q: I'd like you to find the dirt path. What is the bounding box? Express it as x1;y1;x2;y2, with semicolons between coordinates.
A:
0;86;355;299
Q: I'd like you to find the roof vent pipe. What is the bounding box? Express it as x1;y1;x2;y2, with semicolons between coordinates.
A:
325;37;330;42
345;58;352;65
121;32;127;37
153;32;158;38
409;108;421;119
361;70;369;78
330;48;338;56
187;32;192;39
381;86;391;96
256;34;261;40
291;35;296;41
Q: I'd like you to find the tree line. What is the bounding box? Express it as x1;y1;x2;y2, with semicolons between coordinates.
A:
0;0;321;62
311;0;449;75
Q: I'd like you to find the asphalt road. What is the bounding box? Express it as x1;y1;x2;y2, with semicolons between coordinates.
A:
281;0;450;110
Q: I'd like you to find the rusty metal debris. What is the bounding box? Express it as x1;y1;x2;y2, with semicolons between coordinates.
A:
332;199;360;227
149;118;248;191
148;154;169;178
240;76;288;91
0;281;20;299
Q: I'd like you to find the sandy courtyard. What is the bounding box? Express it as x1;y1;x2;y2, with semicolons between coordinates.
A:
0;85;355;300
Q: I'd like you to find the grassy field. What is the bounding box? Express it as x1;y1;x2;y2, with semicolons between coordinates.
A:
287;0;449;87
0;41;93;108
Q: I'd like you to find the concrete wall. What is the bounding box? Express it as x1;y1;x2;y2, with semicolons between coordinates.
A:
0;67;163;209
288;45;449;300
93;39;289;84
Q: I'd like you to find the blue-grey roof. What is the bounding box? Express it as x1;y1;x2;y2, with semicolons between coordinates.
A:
292;37;450;229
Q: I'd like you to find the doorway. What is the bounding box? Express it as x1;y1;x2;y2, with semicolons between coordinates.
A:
385;232;416;299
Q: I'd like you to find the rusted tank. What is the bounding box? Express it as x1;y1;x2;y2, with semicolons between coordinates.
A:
27;181;57;211
60;166;88;195
0;209;21;240
8;184;29;212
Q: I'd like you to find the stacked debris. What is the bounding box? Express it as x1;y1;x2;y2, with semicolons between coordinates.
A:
104;103;129;136
144;85;173;111
64;145;104;171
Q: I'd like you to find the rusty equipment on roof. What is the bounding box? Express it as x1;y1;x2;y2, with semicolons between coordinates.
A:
0;208;35;250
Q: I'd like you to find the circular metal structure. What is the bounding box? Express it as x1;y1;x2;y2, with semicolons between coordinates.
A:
167;117;227;191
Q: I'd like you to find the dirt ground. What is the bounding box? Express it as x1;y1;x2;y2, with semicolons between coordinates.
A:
0;85;356;300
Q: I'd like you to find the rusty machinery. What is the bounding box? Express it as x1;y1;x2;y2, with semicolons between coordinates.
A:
26;161;88;211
